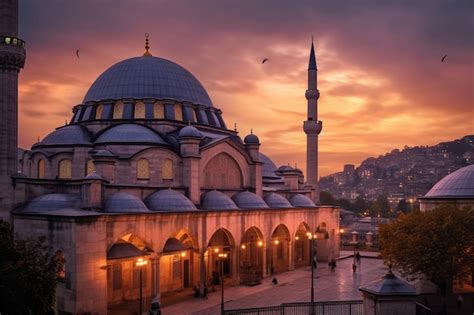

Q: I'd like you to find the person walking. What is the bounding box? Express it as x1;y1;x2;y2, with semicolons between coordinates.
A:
202;285;208;299
356;251;361;265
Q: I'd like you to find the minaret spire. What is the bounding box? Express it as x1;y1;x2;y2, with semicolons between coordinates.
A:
303;38;322;203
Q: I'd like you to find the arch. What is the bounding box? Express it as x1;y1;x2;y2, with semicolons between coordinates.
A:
136;158;150;179
207;228;235;280
134;101;146;119
58;159;72;179
240;226;264;285
37;159;45;179
162;158;173;180
294;222;311;268
202;152;243;189
86;160;95;176
270;224;291;274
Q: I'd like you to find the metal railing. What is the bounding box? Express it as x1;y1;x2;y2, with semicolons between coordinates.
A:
224;300;364;315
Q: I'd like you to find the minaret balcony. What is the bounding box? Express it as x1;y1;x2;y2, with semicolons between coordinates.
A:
303;119;322;135
305;89;320;100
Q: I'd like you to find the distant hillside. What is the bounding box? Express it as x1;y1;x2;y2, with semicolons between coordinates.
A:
320;135;474;202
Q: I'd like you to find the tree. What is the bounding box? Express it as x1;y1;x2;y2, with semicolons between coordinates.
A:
320;191;336;205
379;206;474;296
396;199;409;214
351;196;368;215
371;194;390;217
0;220;63;314
336;198;351;210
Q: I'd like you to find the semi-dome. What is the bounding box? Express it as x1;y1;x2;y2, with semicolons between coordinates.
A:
83;56;213;107
38;125;91;146
290;194;316;207
179;125;202;139
145;189;197;211
232;191;268;209
22;194;81;213
264;193;293;208
95;124;167;145
201;190;238;210
424;164;474;198
104;192;149;213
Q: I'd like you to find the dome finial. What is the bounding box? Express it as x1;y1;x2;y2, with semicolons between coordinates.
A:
143;33;152;57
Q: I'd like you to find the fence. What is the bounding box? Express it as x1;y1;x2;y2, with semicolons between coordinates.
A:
224;300;364;315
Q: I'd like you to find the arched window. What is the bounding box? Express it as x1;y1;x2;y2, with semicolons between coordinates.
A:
134;101;146;119
174;103;183;121
154;102;164;119
58;159;72;179
162;159;173;180
137;158;150;179
37;159;45;179
86;160;95;176
113;101;124;119
95;104;103;119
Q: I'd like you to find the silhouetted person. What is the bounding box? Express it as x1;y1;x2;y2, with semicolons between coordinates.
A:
356;252;361;265
193;285;200;298
272;277;278;285
352;263;357;273
202;286;208;299
330;259;336;272
149;296;161;315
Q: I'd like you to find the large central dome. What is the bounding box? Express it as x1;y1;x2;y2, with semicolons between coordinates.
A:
83;56;213;107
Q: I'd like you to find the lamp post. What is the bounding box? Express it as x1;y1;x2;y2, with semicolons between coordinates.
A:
136;257;148;315
307;232;318;310
218;252;228;315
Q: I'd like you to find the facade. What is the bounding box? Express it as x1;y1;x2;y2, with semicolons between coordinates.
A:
1;2;340;314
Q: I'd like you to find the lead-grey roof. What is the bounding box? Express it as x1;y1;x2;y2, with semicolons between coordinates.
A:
359;270;416;296
40;125;91;146
259;152;280;179
424;164;474;198
232;191;269;209
104;192;150;213
264;193;293;208
163;238;187;253
107;241;147;260
83;56;213;107
95;124;167;145
178;125;202;139
145;189;197;211
22;194;81;213
290;194;316;207
201;190;239;210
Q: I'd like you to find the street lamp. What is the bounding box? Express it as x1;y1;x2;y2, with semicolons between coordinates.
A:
136;257;148;315
306;232;317;314
218;252;228;315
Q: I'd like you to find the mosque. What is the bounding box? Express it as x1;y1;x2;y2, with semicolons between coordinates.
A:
0;1;341;313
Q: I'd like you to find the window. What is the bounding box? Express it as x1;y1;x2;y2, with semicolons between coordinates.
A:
136;158;149;179
162;159;173;180
37;159;45;178
95;105;103;119
86;160;95;176
58;159;72;179
113;101;124;119
174;104;183;121
153;102;164;119
135;102;146;119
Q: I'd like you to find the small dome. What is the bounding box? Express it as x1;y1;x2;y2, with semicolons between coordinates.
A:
23;194;81;213
39;125;91;146
179;125;202;139
104;192;149;213
290;194;316;207
264;193;293;208
425;164;474;198
201;190;238;210
95;124;167;145
145;189;197;211
232;191;268;209
83;56;213;107
277;165;295;172
244;133;260;144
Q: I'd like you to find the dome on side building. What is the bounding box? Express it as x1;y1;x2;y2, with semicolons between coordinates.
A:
83;56;213;107
38;125;91;146
424;164;474;198
290;194;316;207
22;194;81;213
95;124;167;145
264;193;293;208
104;192;149;213
201;190;238;210
145;189;197;211
232;191;268;209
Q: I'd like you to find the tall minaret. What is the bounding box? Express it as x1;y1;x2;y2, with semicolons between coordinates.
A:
0;0;26;219
303;39;322;203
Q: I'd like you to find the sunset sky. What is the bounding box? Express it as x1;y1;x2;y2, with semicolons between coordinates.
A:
18;0;473;176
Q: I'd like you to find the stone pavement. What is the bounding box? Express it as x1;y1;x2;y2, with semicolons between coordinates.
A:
161;257;387;315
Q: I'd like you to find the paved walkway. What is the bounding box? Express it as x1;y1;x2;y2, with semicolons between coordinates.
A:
162;257;386;315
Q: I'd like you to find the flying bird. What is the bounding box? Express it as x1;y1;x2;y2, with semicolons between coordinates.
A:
76;49;80;59
441;54;447;62
262;58;269;64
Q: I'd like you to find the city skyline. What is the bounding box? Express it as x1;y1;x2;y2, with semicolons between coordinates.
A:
18;0;473;176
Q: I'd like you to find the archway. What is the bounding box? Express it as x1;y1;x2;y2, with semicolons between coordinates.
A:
206;228;235;285
269;224;291;274
106;234;152;308
240;226;264;285
294;222;311;268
